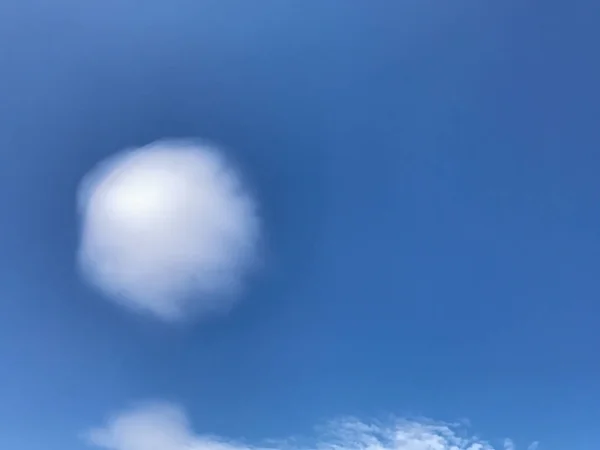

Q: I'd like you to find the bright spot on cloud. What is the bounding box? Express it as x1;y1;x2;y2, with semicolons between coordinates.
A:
84;402;539;450
77;139;260;322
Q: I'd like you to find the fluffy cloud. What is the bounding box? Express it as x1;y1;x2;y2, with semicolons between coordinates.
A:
84;403;539;450
77;140;260;322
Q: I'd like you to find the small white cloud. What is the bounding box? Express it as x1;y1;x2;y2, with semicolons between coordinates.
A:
84;402;538;450
504;439;515;450
77;139;261;322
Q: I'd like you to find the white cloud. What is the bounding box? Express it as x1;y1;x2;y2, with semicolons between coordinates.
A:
84;403;538;450
77;139;261;322
504;439;515;450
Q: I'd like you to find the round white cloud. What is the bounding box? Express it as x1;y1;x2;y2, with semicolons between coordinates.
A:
77;139;261;321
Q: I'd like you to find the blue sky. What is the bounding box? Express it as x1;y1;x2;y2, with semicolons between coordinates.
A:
1;1;599;449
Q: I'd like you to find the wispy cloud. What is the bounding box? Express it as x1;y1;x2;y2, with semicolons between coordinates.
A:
84;402;537;450
504;439;515;450
77;140;261;322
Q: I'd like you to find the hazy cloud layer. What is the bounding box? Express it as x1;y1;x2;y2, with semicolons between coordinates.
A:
84;403;539;450
77;140;260;322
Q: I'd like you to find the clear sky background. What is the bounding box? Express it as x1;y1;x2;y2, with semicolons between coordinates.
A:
1;1;599;449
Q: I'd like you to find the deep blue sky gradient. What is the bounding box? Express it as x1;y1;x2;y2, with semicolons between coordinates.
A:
1;1;599;449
